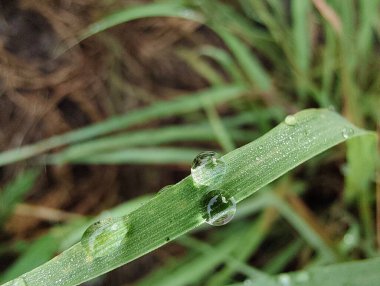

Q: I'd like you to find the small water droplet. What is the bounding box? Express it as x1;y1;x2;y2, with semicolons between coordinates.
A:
328;105;336;111
11;278;27;286
341;127;354;139
285;115;297;126
202;190;236;226
81;217;129;258
294;271;310;283
278;274;291;286
191;151;226;188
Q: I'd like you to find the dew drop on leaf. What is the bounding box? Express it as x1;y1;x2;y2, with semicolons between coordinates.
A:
81;217;129;258
342;127;354;139
294;271;310;283
284;115;297;126
191;151;226;188
11;278;27;286
278;274;291;286
202;190;236;226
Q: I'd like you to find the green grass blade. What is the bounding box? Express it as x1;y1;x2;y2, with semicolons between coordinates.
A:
292;0;311;74
0;170;39;225
215;28;271;91
0;235;59;283
0;84;246;166
2;109;374;286
53;147;203;165
231;257;380;286
50;124;254;164
80;1;203;41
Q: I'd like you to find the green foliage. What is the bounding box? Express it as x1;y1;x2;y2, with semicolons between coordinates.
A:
0;170;39;225
1;0;379;285
1;109;375;286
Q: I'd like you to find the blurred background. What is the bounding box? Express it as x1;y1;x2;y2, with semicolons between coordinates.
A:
0;0;379;285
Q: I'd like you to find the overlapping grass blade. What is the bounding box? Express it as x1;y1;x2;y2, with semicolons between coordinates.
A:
230;256;380;286
0;170;39;225
51;124;254;164
0;84;246;166
2;108;374;286
56;147;203;165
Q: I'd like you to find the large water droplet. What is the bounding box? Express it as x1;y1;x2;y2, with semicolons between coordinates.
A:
278;274;291;286
202;190;236;226
342;127;354;139
11;278;27;286
81;217;129;258
284;115;297;126
191;151;226;188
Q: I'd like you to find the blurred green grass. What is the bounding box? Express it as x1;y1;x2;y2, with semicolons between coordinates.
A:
0;0;379;285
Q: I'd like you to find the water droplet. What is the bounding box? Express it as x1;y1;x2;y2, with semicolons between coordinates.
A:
342;128;354;139
328;105;336;111
81;217;129;258
202;190;236;226
278;274;291;286
285;115;297;126
294;271;310;283
11;278;27;286
191;151;226;188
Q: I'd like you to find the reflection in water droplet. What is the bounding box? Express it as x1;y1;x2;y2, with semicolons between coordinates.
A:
81;217;129;258
203;190;236;226
191;151;226;188
278;274;291;286
284;115;297;126
11;278;27;286
342;128;354;139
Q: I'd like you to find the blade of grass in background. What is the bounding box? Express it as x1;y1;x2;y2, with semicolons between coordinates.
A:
2;108;375;286
53;147;203;165
231;256;380;286
51;124;255;164
291;0;311;100
0;170;39;225
0;84;246;166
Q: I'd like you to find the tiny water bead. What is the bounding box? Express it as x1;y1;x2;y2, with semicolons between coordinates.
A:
284;115;297;126
278;274;291;286
11;278;27;286
341;127;354;139
202;190;236;226
81;217;129;259
191;151;226;188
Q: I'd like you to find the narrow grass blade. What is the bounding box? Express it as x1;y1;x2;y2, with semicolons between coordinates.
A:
292;0;311;74
0;235;59;284
54;147;203;165
80;1;203;41
0;170;39;225
51;124;254;164
215;28;271;91
231;257;380;286
0;84;246;166
2;109;375;286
